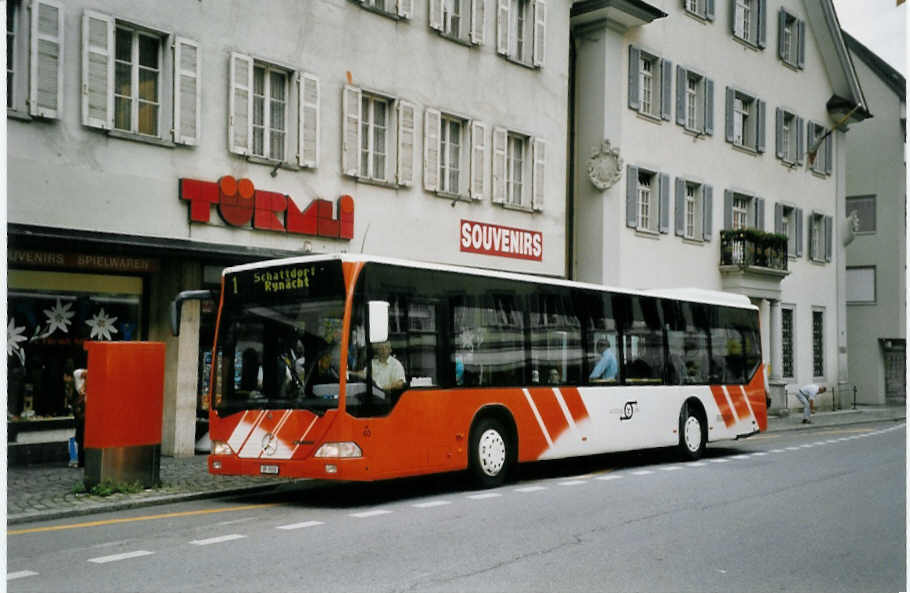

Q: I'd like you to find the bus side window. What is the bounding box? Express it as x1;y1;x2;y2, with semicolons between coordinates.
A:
530;291;582;385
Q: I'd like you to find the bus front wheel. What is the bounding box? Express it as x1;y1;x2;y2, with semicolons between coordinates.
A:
678;402;706;460
469;417;512;488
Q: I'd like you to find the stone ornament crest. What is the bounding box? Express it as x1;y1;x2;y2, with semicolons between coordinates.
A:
586;140;623;191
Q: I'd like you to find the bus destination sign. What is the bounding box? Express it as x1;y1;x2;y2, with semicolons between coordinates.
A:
226;261;345;303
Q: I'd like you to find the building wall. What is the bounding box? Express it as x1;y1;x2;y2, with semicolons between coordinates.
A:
845;47;906;404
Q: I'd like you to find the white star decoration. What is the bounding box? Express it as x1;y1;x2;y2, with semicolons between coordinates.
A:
43;298;75;336
7;318;27;365
86;308;119;341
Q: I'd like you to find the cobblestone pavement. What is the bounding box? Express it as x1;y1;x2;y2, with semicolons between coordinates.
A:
6;404;904;525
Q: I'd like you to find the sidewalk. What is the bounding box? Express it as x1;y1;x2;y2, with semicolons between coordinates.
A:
7;403;905;526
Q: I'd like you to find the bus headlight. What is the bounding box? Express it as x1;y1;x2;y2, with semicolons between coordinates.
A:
212;441;233;456
314;442;362;458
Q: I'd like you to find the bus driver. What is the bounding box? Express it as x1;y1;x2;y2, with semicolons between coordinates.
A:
352;340;406;392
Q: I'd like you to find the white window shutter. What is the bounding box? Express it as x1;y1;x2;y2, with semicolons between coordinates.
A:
228;52;253;155
398;0;413;18
30;0;64;119
532;0;546;67
491;127;507;203
298;72;320;168
81;10;114;129
173;37;201;146
471;0;486;44
397;100;416;186
423;108;441;192
532;137;546;211
496;0;510;56
470;120;487;200
342;85;362;176
429;0;444;30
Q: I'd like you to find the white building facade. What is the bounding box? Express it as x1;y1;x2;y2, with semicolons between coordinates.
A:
843;32;906;405
570;0;869;411
7;0;569;457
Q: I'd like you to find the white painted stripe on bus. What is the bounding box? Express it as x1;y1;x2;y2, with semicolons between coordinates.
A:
226;410;261;453
721;386;742;421
276;521;324;530
552;387;581;442
522;388;554;449
739;385;756;423
231;410;268;457
7;571;38;581
515;486;548;492
288;416;320;458
258;410;294;459
412;501;452;508
88;550;155;563
350;510;393;518
190;534;247;546
467;493;502;500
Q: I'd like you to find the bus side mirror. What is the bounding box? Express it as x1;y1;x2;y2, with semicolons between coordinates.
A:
368;301;390;344
171;290;216;336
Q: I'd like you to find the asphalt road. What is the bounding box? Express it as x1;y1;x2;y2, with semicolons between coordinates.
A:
8;421;906;593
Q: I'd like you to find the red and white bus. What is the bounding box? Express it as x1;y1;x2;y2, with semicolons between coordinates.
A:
175;254;766;487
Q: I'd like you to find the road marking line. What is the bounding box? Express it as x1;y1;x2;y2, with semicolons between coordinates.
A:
595;475;623;481
412;501;452;508
769;449;786;453
786;446;800;451
88;550;154;564
190;534;246;546
276;521;324;530
752;452;768;456
660;466;682;471
631;470;653;476
7;571;38;581
350;510;393;518
730;454;751;460
467;493;502;500
9;503;279;536
558;480;587;486
687;462;706;467
708;459;729;464
515;486;547;492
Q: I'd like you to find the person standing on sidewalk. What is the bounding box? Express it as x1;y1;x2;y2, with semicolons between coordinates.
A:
796;383;826;424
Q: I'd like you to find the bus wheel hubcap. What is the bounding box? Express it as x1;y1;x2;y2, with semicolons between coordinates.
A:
478;429;506;477
684;416;701;452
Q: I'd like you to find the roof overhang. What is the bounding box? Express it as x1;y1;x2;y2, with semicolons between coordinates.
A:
571;0;666;32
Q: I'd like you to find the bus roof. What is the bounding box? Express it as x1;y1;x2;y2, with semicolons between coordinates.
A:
224;254;757;311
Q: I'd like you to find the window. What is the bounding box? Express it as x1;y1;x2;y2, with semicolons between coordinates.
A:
732;196;748;229
812;309;824;378
626;166;669;234
775;108;803;164
675;178;713;241
497;0;546;67
807;121;832;175
357;0;413;19
664;301;711;385
83;11;199;145
676;67;714;135
683;0;715;21
846;267;876;304
616;295;664;384
8;0;63;118
708;306;761;384
725;87;765;152
529;292;583;385
723;190;765;231
808;212;832;262
845;195;876;233
777;8;805;68
251;65;288;161
492;127;545;211
424;110;486;199
774;203;803;257
733;0;766;49
342;86;413;185
781;305;794;378
629;47;671;120
582;293;619;385
430;0;485;45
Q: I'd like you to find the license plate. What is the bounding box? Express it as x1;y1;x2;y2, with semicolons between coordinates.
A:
260;464;279;475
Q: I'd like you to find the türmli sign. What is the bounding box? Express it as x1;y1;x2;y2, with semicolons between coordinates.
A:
180;176;353;240
460;219;543;261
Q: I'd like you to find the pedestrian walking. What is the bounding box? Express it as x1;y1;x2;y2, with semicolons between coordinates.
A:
796;383;826;424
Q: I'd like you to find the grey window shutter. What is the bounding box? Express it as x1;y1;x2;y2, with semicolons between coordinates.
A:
82;11;114;129
532;0;546;68
824;134;833;174
229;52;253;155
532;137;546;211
491;127;508;204
396;100;415;186
626;166;639;228
729;0;737;35
628;46;640;111
397;0;413;18
174;37;202;146
660;59;672;121
423;108;441;192
470;120;487;200
429;0;443;31
796;116;805;164
705;0;715;21
754;196;765;230
757;0;767;48
797;20;805;68
724;189;733;229
724;86;734;143
341;85;362;176
795;208;803;257
676;66;686;126
774;107;783;159
777;9;787;61
704;78;714;135
756;99;766;153
30;0;64;119
703;185;713;241
659;173;671;233
675;177;685;236
824;215;833;261
496;0;510;55
774;202;783;234
471;0;486;45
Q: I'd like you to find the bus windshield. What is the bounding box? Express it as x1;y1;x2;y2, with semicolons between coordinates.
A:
213;260;347;416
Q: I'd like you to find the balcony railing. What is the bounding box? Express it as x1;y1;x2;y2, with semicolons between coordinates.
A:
720;229;789;272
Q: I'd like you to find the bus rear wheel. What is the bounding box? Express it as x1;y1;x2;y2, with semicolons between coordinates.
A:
469;417;512;488
678;403;706;460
